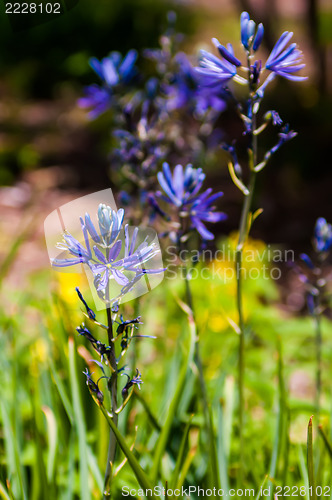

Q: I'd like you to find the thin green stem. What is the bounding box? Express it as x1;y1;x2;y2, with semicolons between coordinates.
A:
314;310;322;418
236;80;258;482
100;406;159;498
103;301;118;499
236;170;256;483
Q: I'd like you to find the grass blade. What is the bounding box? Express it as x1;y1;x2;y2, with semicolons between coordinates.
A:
62;431;75;500
318;425;332;460
42;406;58;483
307;416;317;500
87;446;104;492
0;482;11;500
100;406;159;498
49;359;74;424
269;338;286;494
151;308;195;482
68;337;91;500
0;401;27;500
217;399;229;492
170;415;194;490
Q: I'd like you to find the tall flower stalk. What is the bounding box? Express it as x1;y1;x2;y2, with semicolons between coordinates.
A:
52;204;163;497
151;162;225;484
103;303;117;497
194;11;306;480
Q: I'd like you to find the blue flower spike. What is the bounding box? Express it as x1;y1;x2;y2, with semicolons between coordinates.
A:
153;162;226;241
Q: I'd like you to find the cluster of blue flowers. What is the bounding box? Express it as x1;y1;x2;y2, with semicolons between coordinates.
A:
78;50;138;119
78;13;228;206
151;162;226;241
52;204;163;302
77;10;309;247
195;11;306;94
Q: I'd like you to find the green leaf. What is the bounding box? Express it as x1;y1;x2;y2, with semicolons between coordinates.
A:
318;425;332;460
100;407;159;498
42;406;58;483
0;401;28;500
49;359;74;424
151;307;195;482
0;481;12;500
307;416;317;500
68;338;91;500
170;416;193;490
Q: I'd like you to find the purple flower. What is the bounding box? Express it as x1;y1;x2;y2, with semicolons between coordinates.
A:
157;162;206;207
78;50;138;118
90;50;138;87
264;124;297;160
154;163;226;241
164;52;226;116
52;204;164;299
195;48;238;88
190;189;227;240
78;85;112;119
264;110;283;126
97;205;124;246
314;218;332;253
90;240;128;291
265;32;307;81
52;217;92;267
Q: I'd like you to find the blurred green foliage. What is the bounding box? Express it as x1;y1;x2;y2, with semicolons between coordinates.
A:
1;235;332;497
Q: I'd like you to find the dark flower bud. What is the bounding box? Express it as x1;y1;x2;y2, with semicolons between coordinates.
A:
83;369;104;405
77;325;97;343
121;369;143;399
76;287;96;320
116;315;142;335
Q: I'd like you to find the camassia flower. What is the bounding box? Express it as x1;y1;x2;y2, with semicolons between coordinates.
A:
193;11;306;95
265;32;306;81
78;50;138;118
153;162;226;241
89;50;138;87
52;204;163;299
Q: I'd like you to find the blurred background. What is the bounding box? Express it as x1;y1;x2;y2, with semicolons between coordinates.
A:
0;0;331;284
